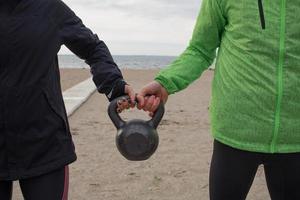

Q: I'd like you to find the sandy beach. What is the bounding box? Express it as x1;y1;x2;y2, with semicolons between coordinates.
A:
59;68;91;91
13;69;270;200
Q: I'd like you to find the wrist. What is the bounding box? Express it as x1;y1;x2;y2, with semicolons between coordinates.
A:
106;79;127;101
154;79;170;95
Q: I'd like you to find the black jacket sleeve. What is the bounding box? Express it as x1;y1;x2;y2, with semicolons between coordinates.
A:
54;0;126;101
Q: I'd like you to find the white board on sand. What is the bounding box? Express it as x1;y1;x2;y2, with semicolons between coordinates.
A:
63;77;97;117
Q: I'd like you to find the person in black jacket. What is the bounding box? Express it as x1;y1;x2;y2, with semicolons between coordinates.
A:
0;0;135;199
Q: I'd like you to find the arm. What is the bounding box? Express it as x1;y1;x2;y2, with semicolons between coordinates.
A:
55;0;130;101
155;0;227;94
137;0;227;114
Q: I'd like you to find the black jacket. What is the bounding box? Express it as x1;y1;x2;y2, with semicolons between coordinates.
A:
0;0;125;180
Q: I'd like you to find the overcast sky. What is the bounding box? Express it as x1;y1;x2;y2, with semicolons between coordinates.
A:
60;0;202;56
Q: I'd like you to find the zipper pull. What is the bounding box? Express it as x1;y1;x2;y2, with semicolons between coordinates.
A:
258;0;266;29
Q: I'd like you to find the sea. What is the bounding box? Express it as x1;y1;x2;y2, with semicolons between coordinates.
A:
58;55;177;69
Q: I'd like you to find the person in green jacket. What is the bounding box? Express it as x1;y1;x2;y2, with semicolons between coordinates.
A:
136;0;300;199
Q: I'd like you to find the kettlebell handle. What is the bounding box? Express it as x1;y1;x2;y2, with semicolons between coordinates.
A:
108;95;165;129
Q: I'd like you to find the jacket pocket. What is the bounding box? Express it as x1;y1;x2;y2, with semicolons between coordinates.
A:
42;89;69;133
5;86;71;168
258;0;266;29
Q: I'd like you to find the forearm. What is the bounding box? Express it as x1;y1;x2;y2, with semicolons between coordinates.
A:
155;45;213;94
55;0;126;100
155;0;226;94
87;40;125;98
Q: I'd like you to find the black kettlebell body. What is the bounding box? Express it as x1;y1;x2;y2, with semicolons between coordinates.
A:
108;96;164;161
116;119;159;161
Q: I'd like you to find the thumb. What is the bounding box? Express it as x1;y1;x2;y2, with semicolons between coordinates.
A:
125;85;136;105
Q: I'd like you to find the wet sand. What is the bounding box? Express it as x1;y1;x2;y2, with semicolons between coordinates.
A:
14;69;270;200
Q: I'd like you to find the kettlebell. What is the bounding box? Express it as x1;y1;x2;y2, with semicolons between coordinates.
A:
108;95;165;161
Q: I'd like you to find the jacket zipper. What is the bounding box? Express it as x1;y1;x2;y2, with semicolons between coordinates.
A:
271;0;286;153
258;0;266;29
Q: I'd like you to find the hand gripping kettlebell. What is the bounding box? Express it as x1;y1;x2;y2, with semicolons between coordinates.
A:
108;96;165;161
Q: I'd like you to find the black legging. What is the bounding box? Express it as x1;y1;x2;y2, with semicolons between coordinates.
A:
0;166;69;200
210;140;300;200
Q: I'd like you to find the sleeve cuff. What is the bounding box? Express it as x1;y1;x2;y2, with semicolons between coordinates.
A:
106;79;127;102
154;75;177;95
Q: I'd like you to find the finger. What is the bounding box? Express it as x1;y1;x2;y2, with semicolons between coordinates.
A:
142;96;149;111
125;85;136;106
136;94;145;109
120;102;130;110
150;97;161;113
125;102;131;110
142;97;149;111
137;86;151;107
144;95;155;112
149;112;154;117
120;96;129;104
130;102;135;109
139;87;148;97
117;104;125;112
117;97;129;111
117;99;123;106
129;92;136;108
117;108;122;113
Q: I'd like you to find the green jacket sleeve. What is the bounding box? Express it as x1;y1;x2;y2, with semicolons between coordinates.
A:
155;0;227;94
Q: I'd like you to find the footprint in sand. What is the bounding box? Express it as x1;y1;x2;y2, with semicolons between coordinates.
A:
160;119;180;126
168;170;187;178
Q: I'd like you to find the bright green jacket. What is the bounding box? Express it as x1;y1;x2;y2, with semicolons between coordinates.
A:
155;0;300;153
